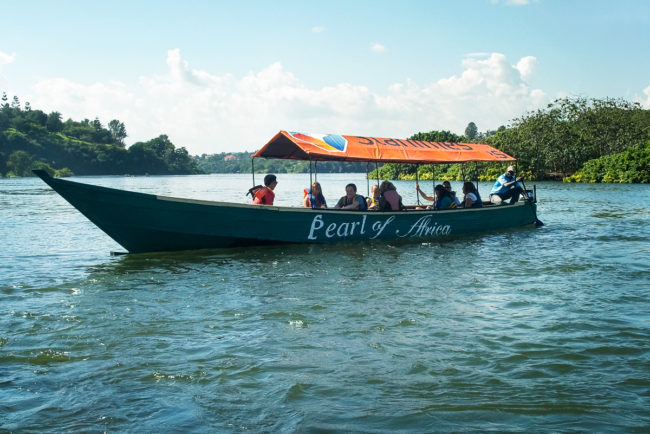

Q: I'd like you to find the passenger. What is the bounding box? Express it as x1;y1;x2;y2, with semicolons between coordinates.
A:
251;174;277;205
303;182;327;209
489;166;526;205
378;180;404;211
334;183;367;210
366;184;380;210
461;181;483;208
433;184;456;210
442;181;462;207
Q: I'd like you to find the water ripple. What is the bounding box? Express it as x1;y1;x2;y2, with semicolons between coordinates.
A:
1;176;649;432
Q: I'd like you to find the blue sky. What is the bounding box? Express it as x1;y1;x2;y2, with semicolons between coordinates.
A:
1;0;649;154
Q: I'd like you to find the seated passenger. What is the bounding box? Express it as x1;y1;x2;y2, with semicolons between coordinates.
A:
433;184;456;210
335;183;367;211
489;166;526;205
251;174;277;205
303;182;327;209
367;184;380;210
378;180;404;211
461;181;483;208
443;181;462;207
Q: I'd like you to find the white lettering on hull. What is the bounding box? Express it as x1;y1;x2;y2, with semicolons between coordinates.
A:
396;215;451;237
307;214;451;241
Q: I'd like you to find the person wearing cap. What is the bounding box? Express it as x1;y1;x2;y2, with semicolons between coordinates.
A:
489;166;526;205
252;174;278;205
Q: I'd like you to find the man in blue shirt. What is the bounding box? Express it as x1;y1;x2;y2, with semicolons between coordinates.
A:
490;166;526;205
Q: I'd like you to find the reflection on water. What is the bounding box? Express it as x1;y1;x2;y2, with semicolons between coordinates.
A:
1;174;649;431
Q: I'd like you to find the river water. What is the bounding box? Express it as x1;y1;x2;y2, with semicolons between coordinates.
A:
1;173;649;432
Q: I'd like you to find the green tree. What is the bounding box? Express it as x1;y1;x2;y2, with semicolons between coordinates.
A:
410;130;465;143
6;150;32;177
108;119;127;146
91;117;112;143
465;122;478;140
46;111;63;132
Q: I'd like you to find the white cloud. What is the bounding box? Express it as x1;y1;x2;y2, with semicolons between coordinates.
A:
311;26;325;33
0;51;16;83
26;50;551;155
0;50;15;66
638;85;650;109
371;43;386;53
515;56;537;81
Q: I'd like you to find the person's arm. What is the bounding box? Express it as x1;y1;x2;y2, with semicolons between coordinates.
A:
464;196;473;208
504;176;523;188
303;196;310;208
415;184;435;202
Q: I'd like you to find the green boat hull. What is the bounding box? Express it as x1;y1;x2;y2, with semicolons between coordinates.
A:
34;170;539;253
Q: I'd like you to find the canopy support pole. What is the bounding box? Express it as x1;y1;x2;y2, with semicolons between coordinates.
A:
415;164;420;206
376;162;380;186
432;165;435;192
432;165;436;208
314;161;318;183
366;162;370;197
251;158;255;186
309;156;313;186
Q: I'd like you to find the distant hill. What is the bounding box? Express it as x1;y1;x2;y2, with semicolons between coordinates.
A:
0;95;198;177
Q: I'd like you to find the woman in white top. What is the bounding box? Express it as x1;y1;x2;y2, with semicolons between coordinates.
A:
461;181;483;208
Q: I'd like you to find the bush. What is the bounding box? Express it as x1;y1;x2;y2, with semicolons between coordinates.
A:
564;140;650;183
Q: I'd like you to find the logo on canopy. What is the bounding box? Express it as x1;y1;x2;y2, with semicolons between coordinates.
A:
289;132;347;153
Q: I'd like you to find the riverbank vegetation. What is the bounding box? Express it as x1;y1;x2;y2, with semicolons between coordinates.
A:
371;97;650;183
0;94;198;177
564;139;650;183
2;93;648;182
195;152;368;174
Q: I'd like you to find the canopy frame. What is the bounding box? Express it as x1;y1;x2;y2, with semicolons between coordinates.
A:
252;130;516;165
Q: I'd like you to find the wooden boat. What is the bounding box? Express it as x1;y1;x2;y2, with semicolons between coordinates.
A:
34;131;540;253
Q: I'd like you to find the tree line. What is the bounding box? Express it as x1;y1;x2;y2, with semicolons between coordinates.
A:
371;97;650;183
2;93;648;182
0;93;198;177
195;152;369;174
0;94;374;178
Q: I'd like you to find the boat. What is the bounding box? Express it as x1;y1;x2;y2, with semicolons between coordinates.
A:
33;131;540;253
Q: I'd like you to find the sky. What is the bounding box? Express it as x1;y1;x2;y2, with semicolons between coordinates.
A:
1;0;649;155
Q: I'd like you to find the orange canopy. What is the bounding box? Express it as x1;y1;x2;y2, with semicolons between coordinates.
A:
252;131;515;163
